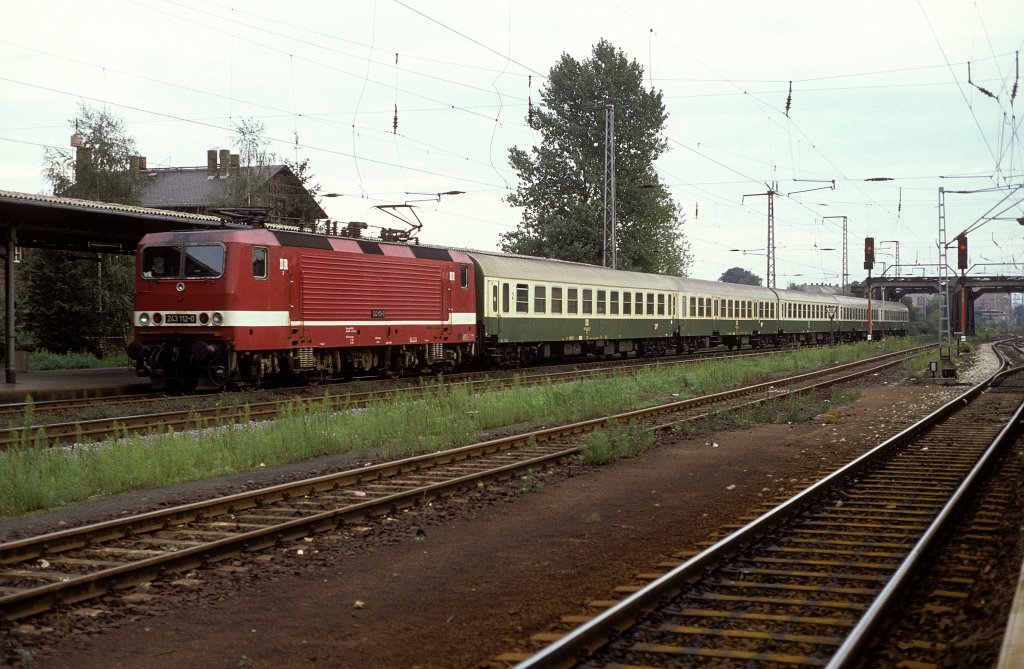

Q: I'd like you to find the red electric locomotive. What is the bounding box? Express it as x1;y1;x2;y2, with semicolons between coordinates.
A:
126;228;478;389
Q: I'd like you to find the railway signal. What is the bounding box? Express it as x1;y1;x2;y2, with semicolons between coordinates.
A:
956;235;968;270
864;237;874;270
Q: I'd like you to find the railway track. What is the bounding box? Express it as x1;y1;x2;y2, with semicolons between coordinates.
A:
505;341;1024;668
0;344;906;450
0;346;928;622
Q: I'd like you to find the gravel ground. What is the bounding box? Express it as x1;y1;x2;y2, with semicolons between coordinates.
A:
0;343;1008;669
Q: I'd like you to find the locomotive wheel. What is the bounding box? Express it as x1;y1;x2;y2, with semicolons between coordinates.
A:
207;358;229;386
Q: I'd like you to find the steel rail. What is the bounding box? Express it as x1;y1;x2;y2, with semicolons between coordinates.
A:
0;348;926;621
0;345;927;450
826;346;1024;668
513;349;1020;669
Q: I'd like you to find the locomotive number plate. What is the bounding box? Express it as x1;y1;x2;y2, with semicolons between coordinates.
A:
165;313;197;324
370;309;386;319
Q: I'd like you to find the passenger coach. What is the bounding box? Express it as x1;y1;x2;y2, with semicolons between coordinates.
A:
126;228;908;388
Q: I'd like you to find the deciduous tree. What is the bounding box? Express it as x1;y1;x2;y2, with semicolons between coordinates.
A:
719;267;763;286
503;39;690;275
23;104;140;355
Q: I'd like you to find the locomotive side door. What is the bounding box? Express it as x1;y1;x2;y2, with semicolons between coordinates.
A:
286;253;305;345
442;267;453;331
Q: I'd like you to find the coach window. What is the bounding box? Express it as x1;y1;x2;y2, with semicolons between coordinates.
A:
635;292;644;315
502;283;510;313
689;296;696;317
252;247;268;279
647;293;655;316
567;288;579;314
623;291;632;315
596;290;606;315
516;284;529;313
657;294;665;316
460;265;470;289
551;287;563;314
610;291;620;315
492;284;499;313
534;286;546;314
583;289;593;315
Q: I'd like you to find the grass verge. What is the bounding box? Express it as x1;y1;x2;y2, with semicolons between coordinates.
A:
0;338;925;517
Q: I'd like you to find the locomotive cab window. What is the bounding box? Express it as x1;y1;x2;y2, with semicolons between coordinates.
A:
141;245;182;279
460;265;470;289
183;244;225;278
252;247;268;279
141;243;224;279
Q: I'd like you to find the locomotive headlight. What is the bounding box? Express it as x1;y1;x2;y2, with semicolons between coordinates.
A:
138;313;150;326
212;312;224;326
199;312;210;325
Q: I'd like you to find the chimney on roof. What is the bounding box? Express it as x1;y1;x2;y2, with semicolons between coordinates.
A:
138;156;146;170
207;149;218;179
218;148;230;179
130;156;139;173
230;153;240;177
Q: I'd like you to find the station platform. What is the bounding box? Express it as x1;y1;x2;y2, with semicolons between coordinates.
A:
0;367;151;404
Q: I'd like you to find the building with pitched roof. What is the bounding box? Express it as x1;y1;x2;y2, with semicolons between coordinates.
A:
137;149;326;227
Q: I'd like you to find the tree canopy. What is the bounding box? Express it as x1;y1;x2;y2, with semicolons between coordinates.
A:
21;104;140;355
718;267;763;286
502;39;690;276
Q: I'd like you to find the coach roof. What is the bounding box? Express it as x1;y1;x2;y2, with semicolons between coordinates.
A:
465;251;684;290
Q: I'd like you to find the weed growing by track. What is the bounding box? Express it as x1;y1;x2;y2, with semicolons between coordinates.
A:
0;338;924;516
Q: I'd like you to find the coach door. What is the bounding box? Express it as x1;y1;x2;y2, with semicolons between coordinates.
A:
488;280;502;337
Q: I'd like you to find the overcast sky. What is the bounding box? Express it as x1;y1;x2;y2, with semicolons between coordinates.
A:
2;0;1022;284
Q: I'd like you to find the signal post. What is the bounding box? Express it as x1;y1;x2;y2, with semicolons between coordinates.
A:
864;237;874;340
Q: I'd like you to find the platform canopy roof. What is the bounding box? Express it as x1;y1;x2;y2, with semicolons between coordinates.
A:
0;189;237;254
